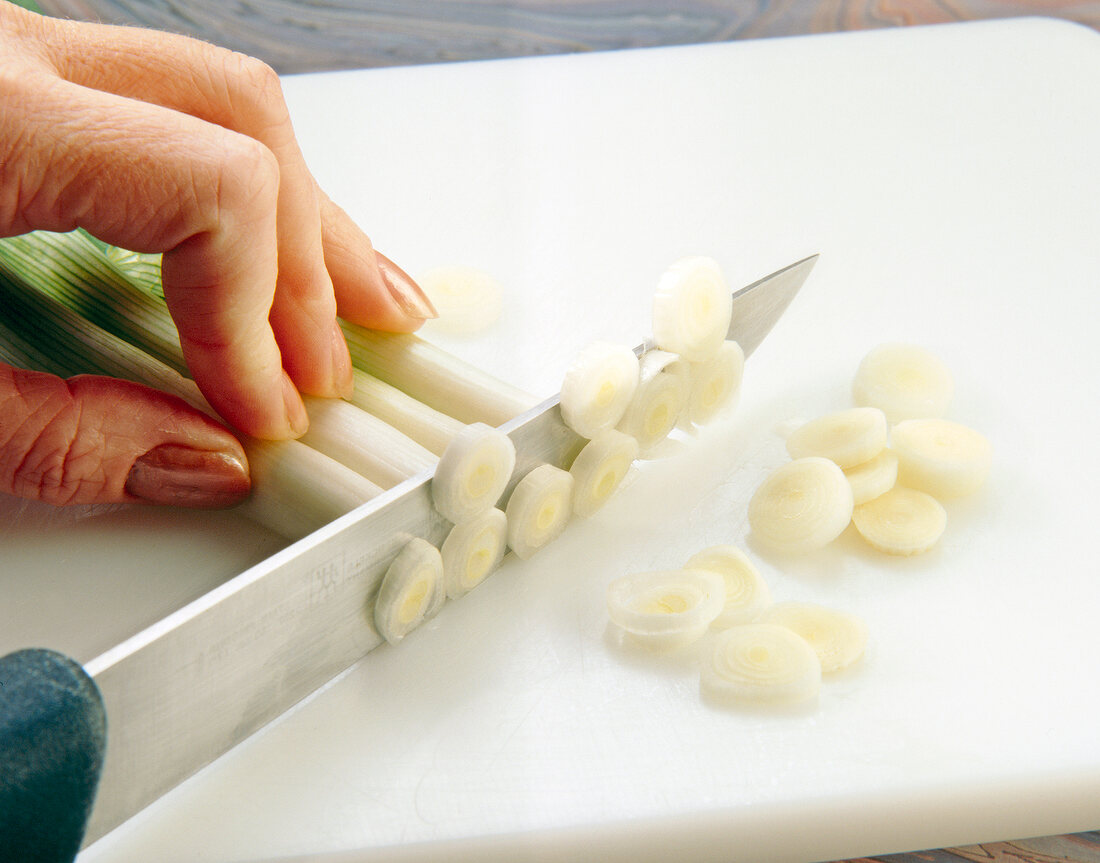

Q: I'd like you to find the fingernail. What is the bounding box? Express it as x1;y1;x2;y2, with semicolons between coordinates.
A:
282;373;310;436
126;444;251;508
331;321;354;399
376;252;438;320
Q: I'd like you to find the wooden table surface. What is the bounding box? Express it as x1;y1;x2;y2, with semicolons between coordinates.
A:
14;1;1100;861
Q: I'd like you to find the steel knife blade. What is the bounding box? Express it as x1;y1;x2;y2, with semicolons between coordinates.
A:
82;253;818;843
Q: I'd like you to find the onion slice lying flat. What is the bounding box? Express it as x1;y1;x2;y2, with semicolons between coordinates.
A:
853;342;954;423
700;623;821;705
685;545;771;628
607;568;726;650
748;457;854;554
785;407;888;469
852;485;947;555
891;418;992;499
757;602;867;672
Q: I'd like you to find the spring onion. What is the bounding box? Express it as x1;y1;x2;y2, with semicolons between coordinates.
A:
559;340;640;440
374;537;446;644
606;569;725;651
0;231;514;515
568;429;639;518
616;349;689;454
440;507;508;599
785;407;889;469
684;545;771;629
853;343;954;423
504;464;574;559
700;623;821;706
891;418;992;499
851;485;947;555
756;602;867;672
651;256;733;362
340;321;540;427
747;457;854;554
432;423;517;523
0;268;382;540
844;448;898;505
684;339;744;427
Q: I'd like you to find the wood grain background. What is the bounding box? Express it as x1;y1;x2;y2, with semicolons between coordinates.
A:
20;1;1100;861
34;0;1100;73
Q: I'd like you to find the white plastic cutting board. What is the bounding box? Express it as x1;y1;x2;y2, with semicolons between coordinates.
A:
22;15;1100;862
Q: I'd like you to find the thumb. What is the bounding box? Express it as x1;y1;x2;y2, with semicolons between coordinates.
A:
0;364;250;508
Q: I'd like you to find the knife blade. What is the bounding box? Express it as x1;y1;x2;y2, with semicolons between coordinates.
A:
82;253;818;843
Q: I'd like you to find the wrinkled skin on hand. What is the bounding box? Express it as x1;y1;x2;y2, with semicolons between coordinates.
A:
0;3;434;507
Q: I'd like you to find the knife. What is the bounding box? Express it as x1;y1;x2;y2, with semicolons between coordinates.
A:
82;253;818;843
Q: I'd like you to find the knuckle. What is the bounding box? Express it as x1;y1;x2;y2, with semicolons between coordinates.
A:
221;51;292;136
215;131;280;213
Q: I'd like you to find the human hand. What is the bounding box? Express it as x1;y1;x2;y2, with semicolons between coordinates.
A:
0;2;435;507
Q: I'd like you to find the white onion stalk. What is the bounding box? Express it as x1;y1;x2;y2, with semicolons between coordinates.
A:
301;395;435;489
684;545;771;629
748;457;854;554
757;602;868;672
651;256;733;362
559;340;639;439
891;418;992;499
785;407;888;469
852;485;947;556
340;320;540;427
569;429;640;518
504;464;574;559
440;508;508;599
853;343;954;423
0;269;381;540
606;569;725;651
616;349;689;454
700;623;821;706
374;537;446;644
684;339;744;426
346;371;517;521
